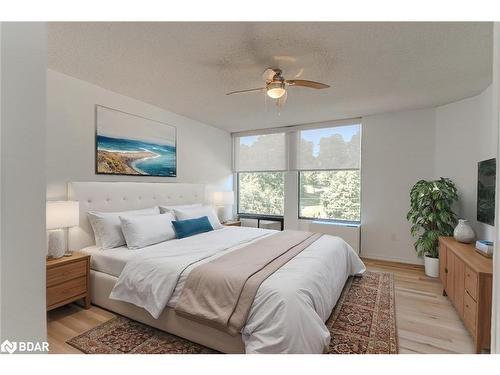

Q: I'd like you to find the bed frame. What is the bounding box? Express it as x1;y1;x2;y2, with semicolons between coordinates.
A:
68;182;245;353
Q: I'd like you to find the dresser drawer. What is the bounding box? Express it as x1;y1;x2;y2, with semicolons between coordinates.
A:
463;291;477;336
47;276;87;308
464;266;478;301
47;259;87;287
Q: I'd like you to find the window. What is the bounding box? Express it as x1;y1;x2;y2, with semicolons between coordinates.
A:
233;133;287;172
297;124;361;222
233;122;361;222
238;172;285;216
299;170;360;221
234;133;286;216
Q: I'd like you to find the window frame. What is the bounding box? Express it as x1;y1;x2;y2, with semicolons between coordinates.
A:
297;168;361;224
232;118;362;224
236;171;285;218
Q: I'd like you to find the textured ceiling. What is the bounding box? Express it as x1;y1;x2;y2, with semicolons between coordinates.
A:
48;22;492;132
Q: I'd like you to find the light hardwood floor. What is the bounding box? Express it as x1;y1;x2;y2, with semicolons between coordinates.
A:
363;258;475;354
46;258;475;354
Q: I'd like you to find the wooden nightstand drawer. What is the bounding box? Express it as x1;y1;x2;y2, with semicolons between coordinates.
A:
464;266;478;301
47;276;87;308
47;259;87;287
463;291;477;336
46;252;91;311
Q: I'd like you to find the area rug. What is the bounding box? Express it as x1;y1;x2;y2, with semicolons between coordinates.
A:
67;271;397;354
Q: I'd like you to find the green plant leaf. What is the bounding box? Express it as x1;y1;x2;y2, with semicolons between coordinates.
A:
407;178;458;259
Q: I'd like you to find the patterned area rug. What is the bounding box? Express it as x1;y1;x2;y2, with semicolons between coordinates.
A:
326;271;397;354
67;271;397;354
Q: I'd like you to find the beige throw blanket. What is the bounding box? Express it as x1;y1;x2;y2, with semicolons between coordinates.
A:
175;230;322;335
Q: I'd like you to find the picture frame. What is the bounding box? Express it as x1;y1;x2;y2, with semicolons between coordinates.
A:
95;105;177;177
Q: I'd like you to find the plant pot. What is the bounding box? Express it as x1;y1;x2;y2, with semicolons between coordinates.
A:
424;255;439;278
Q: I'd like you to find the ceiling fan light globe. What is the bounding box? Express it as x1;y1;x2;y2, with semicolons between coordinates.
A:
267;87;286;99
266;81;286;99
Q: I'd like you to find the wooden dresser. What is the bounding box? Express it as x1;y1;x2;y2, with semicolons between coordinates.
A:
438;237;493;353
46;252;91;311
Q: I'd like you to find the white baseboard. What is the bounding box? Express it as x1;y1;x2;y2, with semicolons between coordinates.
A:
360;253;424;266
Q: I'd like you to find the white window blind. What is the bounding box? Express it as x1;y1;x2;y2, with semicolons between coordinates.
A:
234;133;287;172
296;124;361;170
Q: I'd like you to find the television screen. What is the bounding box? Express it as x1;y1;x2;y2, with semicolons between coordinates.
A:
477;158;496;226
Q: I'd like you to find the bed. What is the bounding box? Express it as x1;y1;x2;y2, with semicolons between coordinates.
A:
69;182;365;354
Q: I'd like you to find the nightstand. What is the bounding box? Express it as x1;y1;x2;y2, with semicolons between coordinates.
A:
223;220;241;227
46;252;91;311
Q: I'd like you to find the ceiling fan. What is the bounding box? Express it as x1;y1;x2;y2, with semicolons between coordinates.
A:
226;68;330;107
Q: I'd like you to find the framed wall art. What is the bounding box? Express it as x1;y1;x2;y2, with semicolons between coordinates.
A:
95;105;177;177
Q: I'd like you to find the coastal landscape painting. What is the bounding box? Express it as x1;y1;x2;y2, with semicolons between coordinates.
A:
96;105;176;177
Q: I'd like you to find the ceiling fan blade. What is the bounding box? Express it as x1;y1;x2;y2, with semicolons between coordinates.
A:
285;79;330;89
226;87;265;95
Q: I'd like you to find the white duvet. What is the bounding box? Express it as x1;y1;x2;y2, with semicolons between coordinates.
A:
110;227;366;353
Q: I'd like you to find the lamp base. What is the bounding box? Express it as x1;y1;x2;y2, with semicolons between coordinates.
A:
47;229;66;259
215;206;231;223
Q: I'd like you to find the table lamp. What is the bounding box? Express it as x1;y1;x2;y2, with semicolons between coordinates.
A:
46;201;79;258
212;191;235;223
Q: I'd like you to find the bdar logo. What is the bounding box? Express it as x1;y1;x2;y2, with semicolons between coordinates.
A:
1;340;17;354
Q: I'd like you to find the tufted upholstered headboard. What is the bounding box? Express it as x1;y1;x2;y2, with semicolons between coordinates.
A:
68;182;206;250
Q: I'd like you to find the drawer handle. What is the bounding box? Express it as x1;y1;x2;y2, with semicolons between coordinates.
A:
445;268;448;273
466;304;469;308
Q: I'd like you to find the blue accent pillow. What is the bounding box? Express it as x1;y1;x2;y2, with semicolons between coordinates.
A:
172;216;214;239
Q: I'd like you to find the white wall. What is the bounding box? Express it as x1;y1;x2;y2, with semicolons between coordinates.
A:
361;109;436;264
357;87;496;264
491;21;500;355
435;85;496;241
0;23;47;343
47;70;232;201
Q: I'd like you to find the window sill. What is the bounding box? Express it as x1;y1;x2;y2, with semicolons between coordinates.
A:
238;213;284;220
299;218;361;227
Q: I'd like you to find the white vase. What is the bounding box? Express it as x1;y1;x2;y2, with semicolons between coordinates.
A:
453;219;475;244
424;255;439;278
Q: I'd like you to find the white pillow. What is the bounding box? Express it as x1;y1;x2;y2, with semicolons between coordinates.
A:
88;206;160;249
159;203;202;214
120;212;176;250
173;205;223;230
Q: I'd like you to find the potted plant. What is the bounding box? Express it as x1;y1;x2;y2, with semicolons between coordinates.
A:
407;178;458;277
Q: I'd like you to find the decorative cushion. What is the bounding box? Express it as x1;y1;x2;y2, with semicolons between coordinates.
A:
87;206;160;249
173;205;222;230
172;216;214;239
120;212;176;250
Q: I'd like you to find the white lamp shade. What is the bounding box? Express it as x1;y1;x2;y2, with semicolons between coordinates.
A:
46;201;79;230
212;191;235;206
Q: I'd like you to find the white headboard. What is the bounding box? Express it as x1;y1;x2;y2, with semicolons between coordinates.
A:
68;182;206;250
